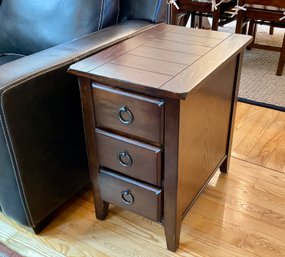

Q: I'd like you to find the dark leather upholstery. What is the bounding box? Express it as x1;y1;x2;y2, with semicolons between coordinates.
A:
0;0;165;232
120;0;166;23
0;0;119;55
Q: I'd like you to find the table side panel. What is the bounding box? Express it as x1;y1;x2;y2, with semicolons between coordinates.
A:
177;56;238;214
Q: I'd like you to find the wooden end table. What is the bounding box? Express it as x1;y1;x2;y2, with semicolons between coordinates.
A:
68;24;251;252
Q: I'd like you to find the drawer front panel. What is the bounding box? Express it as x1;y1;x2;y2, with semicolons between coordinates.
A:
99;169;162;222
96;129;162;186
92;83;164;144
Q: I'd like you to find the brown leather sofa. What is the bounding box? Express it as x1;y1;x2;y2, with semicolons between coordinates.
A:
0;0;166;232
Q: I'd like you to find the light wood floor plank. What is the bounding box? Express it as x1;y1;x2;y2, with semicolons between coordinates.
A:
233;103;285;173
242;111;285;168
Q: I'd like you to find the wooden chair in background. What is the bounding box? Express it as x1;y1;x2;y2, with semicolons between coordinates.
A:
167;0;237;29
235;0;285;76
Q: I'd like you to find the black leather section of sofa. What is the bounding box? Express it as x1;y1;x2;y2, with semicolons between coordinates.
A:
0;0;119;55
0;20;153;229
0;53;25;66
0;66;89;228
119;0;166;23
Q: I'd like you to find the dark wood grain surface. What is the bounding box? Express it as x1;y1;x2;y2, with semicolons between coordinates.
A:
69;24;252;100
178;56;237;214
69;24;252;252
92;84;164;145
95;129;162;186
77;78;109;220
99;169;162;222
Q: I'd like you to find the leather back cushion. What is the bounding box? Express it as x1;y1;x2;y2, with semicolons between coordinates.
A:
119;0;166;23
0;0;119;55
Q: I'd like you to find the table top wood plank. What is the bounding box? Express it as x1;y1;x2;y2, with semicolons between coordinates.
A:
160;33;252;99
128;46;200;65
169;25;231;40
68;24;173;74
89;63;172;88
144;38;211;56
110;53;187;76
69;24;252;100
156;31;223;48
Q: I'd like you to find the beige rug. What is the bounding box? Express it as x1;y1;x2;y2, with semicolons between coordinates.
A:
219;22;285;111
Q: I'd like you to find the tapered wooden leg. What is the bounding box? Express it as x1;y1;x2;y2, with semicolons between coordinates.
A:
220;156;230;173
269;25;274;35
164;98;182;252
246;20;254;50
235;13;244;34
221;54;244;174
212;9;220;31
198;15;203;29
78;77;109;221
276;33;285;76
178;12;190;26
164;218;182;252
94;198;109;220
190;12;196;28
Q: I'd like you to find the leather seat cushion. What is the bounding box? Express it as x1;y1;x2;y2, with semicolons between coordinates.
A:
0;0;119;55
0;53;24;66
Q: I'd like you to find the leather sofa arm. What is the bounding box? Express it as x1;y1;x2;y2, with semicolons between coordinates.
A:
0;21;152;90
0;20;154;230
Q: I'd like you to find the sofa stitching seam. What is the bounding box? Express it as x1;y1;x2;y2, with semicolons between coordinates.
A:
101;0;106;29
116;0;120;24
153;0;159;22
0;111;34;227
98;0;104;30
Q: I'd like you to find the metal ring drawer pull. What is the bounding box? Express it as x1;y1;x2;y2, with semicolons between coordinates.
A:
117;106;134;125
120;190;134;205
117;151;133;167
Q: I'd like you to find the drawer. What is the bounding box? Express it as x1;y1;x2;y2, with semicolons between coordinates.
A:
92;83;164;145
99;169;162;222
95;129;162;186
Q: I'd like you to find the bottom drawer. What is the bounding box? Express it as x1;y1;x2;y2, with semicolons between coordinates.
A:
99;168;162;222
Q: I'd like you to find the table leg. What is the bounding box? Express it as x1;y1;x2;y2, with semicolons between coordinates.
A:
163;98;182;252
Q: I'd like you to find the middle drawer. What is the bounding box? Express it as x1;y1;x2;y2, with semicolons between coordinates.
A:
95;129;162;186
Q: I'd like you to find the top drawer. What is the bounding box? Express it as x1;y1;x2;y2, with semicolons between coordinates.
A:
92;84;164;144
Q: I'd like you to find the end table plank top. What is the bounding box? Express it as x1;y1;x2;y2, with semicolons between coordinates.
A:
69;24;252;100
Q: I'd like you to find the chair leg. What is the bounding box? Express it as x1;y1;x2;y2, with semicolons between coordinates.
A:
190;12;196;28
269;25;274;35
276;33;285;76
212;9;220;30
252;23;257;42
246;20;255;50
178;12;190;26
198;15;203;28
235;12;244;33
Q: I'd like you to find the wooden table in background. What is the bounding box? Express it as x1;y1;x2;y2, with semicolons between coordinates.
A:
68;24;251;252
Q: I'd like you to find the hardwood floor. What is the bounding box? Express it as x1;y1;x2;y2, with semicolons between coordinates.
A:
232;103;285;172
1;102;285;257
